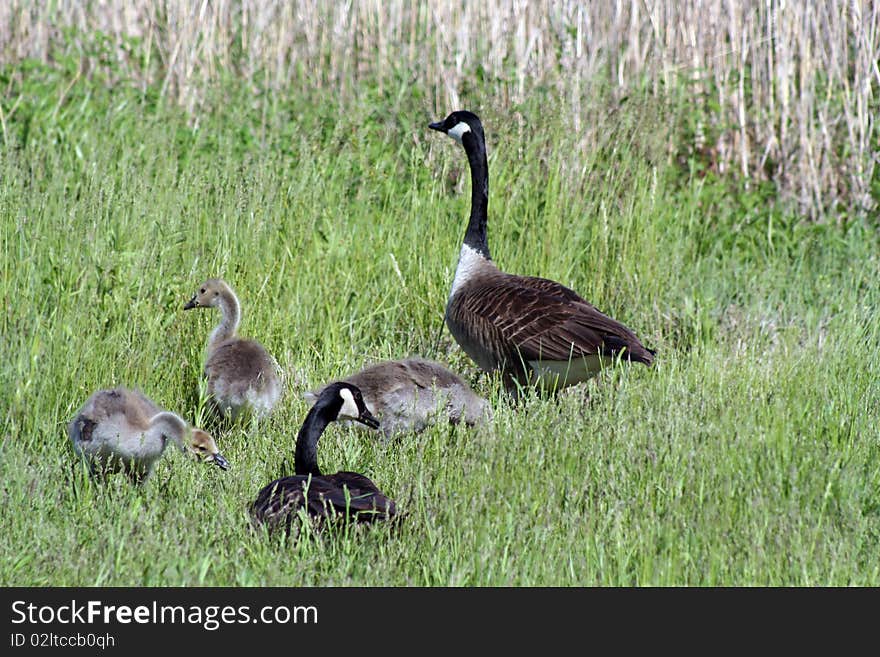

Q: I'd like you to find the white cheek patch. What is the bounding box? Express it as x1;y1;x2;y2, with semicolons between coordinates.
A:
338;388;360;420
448;122;472;143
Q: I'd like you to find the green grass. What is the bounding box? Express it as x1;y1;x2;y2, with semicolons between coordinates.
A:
1;71;879;586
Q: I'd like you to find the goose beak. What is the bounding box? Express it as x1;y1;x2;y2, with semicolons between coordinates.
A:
183;297;198;310
357;410;380;431
210;452;229;470
428;120;445;132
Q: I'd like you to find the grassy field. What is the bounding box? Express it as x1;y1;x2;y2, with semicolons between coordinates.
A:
1;56;879;585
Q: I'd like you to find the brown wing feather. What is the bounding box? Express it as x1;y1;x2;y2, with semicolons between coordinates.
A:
447;289;520;368
450;272;654;366
318;472;396;517
249;473;396;532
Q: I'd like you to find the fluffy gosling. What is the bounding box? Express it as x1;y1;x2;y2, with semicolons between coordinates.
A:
305;357;492;437
68;387;229;483
184;278;282;421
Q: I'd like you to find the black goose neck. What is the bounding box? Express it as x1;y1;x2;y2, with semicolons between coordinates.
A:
462;131;491;260
294;405;332;477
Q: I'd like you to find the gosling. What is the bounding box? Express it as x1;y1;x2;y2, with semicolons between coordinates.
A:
68;387;229;483
305;357;492;437
184;278;282;421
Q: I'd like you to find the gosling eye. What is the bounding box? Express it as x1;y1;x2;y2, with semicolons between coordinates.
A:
199;288;205;294
214;291;219;297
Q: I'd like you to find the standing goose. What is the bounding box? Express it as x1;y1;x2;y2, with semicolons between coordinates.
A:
68;387;229;483
428;110;655;393
249;382;396;533
304;357;492;437
184;278;282;421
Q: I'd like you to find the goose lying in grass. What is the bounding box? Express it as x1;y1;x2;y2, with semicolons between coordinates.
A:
184;278;282;421
429;110;655;395
305;357;491;437
250;382;396;533
68;387;228;483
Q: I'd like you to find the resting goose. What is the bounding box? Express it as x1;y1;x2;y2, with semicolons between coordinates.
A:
68;387;229;483
184;278;282;421
304;357;492;437
249;382;396;533
428;110;655;393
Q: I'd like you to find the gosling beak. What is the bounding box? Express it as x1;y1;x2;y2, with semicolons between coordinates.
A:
357;409;380;431
210;452;229;470
428;120;445;132
183;297;198;310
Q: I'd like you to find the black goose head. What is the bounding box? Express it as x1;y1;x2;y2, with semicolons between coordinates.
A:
429;110;485;147
319;381;380;430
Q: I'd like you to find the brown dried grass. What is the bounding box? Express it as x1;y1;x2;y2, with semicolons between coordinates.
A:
1;1;877;218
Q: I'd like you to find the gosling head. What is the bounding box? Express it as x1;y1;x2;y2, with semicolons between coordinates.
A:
428;110;484;146
187;428;229;470
183;278;228;310
323;381;380;430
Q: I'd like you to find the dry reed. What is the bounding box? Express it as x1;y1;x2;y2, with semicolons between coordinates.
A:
1;0;877;218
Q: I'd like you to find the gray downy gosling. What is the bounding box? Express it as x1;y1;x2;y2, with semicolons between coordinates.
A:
184;278;282;421
305;357;491;437
68;387;229;483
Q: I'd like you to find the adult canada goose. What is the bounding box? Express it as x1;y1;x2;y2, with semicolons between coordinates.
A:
249;382;396;533
68;387;229;483
428;110;655;393
304;357;492;437
184;278;282;421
